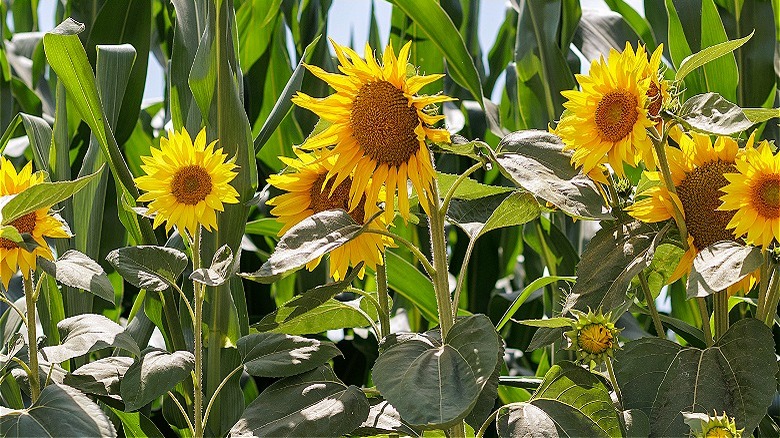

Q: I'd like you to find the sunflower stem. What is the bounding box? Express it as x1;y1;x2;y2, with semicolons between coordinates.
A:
713;290;730;340
762;263;780;327
23;273;40;404
638;272;665;338
697;298;713;347
191;226;204;438
375;254;391;339
439;161;484;216
649;126;689;251
605;358;626;437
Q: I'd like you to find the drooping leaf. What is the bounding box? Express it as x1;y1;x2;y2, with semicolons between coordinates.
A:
37;250;114;303
229;366;369;437
687;241;763;298
240;210;364;283
63;357;134;398
0;167;104;225
106;245;188;292
372;315;501;428
0;384;117;437
120;348;196;411
614;318;777;436
237;333;341;378
675;92;754;135
190;244;239;287
494;130;610;220
41;314;140;364
447;191;541;240
496;362;621;437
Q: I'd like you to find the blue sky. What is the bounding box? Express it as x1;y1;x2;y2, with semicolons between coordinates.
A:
33;0;644;101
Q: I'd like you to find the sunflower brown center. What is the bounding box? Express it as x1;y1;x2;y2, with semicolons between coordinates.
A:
578;324;612;355
171;165;212;205
351;80;421;167
676;161;737;251
309;174;366;225
0;212;36;250
646;82;662;119
594;90;639;142
751;175;780;219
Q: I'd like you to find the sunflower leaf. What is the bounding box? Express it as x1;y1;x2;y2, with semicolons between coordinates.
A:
675;93;754;136
686;241;763;298
190;244;240;287
106;245;188;292
37;250;114;303
240;209;364;284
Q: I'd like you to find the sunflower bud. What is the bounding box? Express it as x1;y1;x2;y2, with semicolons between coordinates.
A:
564;308;622;365
683;411;743;438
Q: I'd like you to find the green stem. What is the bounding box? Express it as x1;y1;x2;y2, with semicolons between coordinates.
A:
451;239;475;320
24;273;40;403
605;358;626;437
697;298;713;347
375;256;391;339
713;291;729;340
439;162;484;216
202;364;244;426
168;391;195;437
191;226;204;438
476;409;501;438
649;126;689;251
762;264;780;327
364;229;435;278
638;273;665;338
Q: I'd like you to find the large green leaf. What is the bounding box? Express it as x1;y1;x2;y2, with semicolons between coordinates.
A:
447;191;541;240
229;366;369;437
37;250;114;303
387;0;484;105
686;241;763;298
0;167;103;225
0;384;116;437
372;315;501;428
614;318;777;436
676;92;754;135
494;130;609;220
41;314;140;364
63;356;134;398
120;348;196;411
106;245;188;292
497;362;622;437
237;332;341;378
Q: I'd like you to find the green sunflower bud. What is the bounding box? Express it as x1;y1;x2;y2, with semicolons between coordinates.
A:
683;411;743;438
564;308;622;365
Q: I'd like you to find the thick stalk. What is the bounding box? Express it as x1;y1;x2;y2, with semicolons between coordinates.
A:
650;130;689;251
375;255;391;339
697;298;713;347
191;227;204;438
24;274;40;403
638;273;665;338
713;291;729;340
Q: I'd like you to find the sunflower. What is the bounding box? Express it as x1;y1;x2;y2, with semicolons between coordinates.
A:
135;128;239;237
626;43;670;123
720;138;780;249
557;42;656;176
267;152;393;281
629;130;756;294
291;40;453;222
0;158;71;289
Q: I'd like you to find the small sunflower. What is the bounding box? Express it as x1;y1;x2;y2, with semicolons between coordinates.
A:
564;308;621;365
627;43;671;122
684;411;743;438
557;42;656;176
0;158;71;289
267;152;392;281
629;130;757;294
720;139;780;249
292;40;453;222
135;128;239;237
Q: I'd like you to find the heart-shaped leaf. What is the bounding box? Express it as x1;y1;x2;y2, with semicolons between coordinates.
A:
0;383;116;437
64;356;134;398
240;209;364;283
497;362;621;437
106;245;188;292
494;130;610;220
237;332;341;378
614;318;776;436
447;191;540;240
120;348;196;411
372;315;501;428
676;93;754;135
41;314;140;363
687;241;763;298
229;365;369;437
38;250;114;303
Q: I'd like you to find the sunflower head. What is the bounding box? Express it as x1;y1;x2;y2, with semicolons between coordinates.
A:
721;138;780;249
0;158;71;289
135;128;240;237
267;152;393;280
626;43;671;121
292;39;453;223
557;43;656;176
684;411;743;438
564;308;621;365
629;131;757;295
